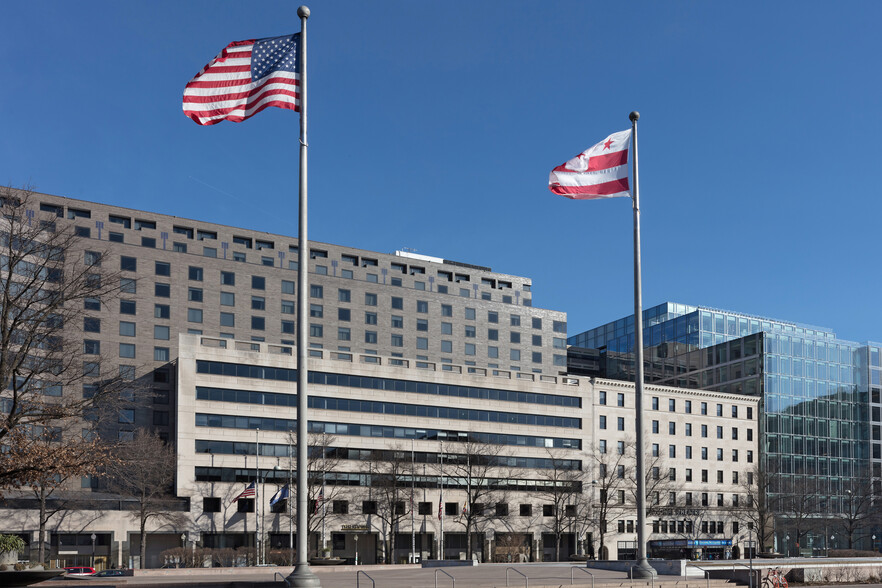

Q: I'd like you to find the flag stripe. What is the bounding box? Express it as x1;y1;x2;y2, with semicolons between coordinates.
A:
550;177;630;198
586;149;629;172
183;35;300;126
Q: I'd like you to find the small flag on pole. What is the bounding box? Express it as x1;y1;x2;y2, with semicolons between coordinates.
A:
270;484;290;507
314;491;323;514
233;482;256;501
438;498;443;520
183;34;301;126
548;129;632;199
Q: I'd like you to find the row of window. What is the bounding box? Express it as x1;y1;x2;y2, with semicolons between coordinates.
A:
194;413;581;449
195;360;581;407
195;386;581;428
650;520;738;535
598;416;754;442
194;440;580;470
600;438;754;463
194;467;578;493
75;225;539;306
599;391;753;420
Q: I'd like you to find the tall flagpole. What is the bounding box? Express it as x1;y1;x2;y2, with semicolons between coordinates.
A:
411;438;416;564
629;111;655;578
256;428;261;566
288;5;320;587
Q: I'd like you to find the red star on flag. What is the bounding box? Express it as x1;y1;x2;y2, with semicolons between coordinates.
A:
603;139;614;150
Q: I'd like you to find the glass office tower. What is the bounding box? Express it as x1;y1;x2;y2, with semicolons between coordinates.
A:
570;302;870;522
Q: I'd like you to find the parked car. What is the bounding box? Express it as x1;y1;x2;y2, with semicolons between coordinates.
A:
93;569;132;577
63;567;96;577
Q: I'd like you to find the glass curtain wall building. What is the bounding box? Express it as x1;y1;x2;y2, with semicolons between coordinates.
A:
569;302;870;521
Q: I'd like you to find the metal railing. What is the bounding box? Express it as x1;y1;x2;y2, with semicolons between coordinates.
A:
506;566;528;587
435;568;455;588
732;561;755;588
686;564;711;588
273;572;290;586
356;569;376;588
571;566;594;588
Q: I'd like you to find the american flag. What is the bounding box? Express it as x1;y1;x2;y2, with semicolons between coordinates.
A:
233;482;256;501
183;34;301;126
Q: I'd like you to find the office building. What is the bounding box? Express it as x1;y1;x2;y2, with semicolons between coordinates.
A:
570;302;874;554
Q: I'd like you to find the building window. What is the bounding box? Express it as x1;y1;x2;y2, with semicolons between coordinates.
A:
120;256;137;271
189;266;203;281
154;304;170;319
120;300;136;315
252;276;266;290
221;292;235;306
365;293;377;306
391;334;403;347
417;337;429;350
119;343;136;358
338;327;351;341
189;288;204;302
311;285;323;299
221;271;235;286
339;289;351;302
220;312;235;327
441;304;453;317
310;324;323;338
391;297;404;310
84;317;100;333
84;340;100;355
365;331;377;344
119;321;136;337
251;316;265;330
251;296;266;310
338;308;350;321
188;308;203;323
154;325;170;340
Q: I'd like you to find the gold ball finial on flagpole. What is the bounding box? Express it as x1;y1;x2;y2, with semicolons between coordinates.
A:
629;111;640;122
298;5;310;18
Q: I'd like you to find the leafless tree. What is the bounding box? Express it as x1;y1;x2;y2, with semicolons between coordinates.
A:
366;444;412;564
586;439;630;560
444;437;509;561
106;429;182;568
0;186;123;490
835;475;877;549
740;463;779;553
776;475;821;555
537;447;590;561
278;431;345;556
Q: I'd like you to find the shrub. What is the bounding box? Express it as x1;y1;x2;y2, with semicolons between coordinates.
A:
0;535;25;554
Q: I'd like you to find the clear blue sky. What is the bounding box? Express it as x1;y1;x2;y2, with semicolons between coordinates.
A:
3;1;881;343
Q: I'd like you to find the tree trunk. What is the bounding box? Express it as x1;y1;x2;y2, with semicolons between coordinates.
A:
139;515;147;569
38;489;48;564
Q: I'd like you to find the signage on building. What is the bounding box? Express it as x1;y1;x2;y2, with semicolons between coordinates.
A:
341;524;369;531
657;508;703;516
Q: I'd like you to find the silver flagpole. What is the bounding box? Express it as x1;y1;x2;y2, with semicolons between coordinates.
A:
411;438;416;564
256;428;261;566
629;111;655;578
288;5;320;587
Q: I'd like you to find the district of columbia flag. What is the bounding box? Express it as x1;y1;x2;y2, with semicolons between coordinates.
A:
233;482;256;501
270;484;289;507
548;129;632;199
183;34;301;126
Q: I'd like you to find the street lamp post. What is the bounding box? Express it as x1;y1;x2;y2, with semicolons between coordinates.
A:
785;535;790;558
90;533;96;569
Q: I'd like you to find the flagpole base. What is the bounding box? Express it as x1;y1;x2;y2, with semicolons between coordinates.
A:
287;563;321;587
631;557;657;579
